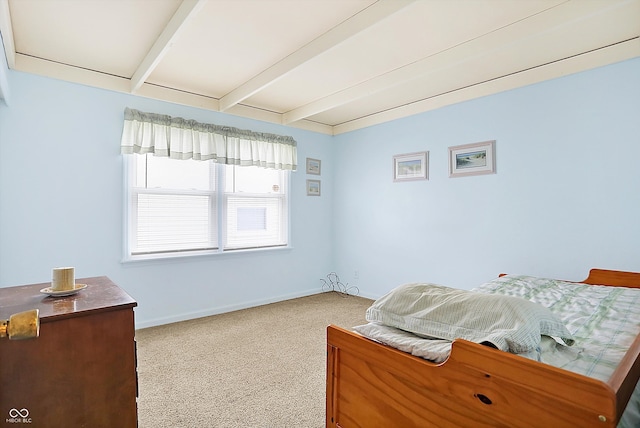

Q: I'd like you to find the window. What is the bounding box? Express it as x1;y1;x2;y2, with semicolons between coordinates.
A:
125;154;289;259
224;165;288;250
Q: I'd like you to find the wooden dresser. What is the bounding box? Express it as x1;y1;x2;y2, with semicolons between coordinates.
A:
0;276;138;427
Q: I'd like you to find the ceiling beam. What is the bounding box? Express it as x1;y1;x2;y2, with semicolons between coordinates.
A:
0;0;16;69
282;0;635;125
130;0;206;93
333;37;640;135
219;0;416;112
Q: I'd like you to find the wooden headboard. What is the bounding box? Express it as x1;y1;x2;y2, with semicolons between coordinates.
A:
583;268;640;288
498;268;640;288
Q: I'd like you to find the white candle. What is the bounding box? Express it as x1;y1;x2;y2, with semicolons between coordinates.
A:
52;267;75;291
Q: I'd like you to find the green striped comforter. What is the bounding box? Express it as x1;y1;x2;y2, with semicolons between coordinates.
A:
473;275;640;382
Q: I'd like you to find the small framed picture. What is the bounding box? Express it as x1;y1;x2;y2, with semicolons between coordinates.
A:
306;158;321;175
306;179;321;196
393;151;428;182
449;140;496;178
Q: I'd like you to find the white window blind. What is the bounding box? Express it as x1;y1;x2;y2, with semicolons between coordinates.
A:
225;196;286;250
129;155;217;256
224;165;287;250
134;192;215;254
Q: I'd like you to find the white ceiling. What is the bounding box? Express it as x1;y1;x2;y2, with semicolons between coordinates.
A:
1;0;639;135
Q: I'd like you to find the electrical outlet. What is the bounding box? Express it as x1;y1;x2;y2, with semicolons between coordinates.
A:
354;270;360;280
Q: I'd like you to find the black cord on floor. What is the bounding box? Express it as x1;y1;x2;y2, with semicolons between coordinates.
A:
320;272;359;297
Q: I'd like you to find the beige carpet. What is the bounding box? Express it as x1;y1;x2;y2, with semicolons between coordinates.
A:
135;292;372;428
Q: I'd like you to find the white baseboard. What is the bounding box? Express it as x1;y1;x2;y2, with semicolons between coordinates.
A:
134;287;325;330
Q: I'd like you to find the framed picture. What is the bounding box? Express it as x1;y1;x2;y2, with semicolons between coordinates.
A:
306;158;321;175
448;140;496;178
393;151;428;182
306;179;321;196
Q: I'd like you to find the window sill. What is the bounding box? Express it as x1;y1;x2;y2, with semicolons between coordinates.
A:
121;245;292;264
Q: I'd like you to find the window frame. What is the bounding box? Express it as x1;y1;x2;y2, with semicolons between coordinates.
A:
122;155;292;263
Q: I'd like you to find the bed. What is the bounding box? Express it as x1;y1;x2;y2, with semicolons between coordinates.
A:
326;268;640;428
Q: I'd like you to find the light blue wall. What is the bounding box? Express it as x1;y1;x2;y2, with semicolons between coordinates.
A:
0;71;334;328
333;58;640;298
2;58;639;327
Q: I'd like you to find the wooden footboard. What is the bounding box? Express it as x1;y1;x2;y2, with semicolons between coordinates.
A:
327;325;618;428
326;268;640;428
